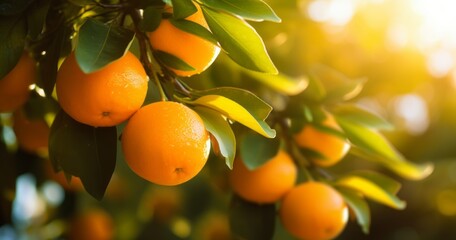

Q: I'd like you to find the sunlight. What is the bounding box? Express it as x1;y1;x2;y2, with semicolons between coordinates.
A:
400;0;456;77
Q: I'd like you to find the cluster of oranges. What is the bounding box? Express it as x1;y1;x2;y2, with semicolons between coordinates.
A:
0;4;218;187
54;4;217;186
1;3;352;239
230;115;351;240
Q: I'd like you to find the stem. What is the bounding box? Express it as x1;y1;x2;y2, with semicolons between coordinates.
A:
173;78;193;97
129;9;168;101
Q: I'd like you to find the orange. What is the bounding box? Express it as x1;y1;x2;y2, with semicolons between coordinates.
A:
68;209;114;240
230;150;297;204
56;52;148;127
0;53;36;112
280;181;349;240
13;110;49;154
149;4;220;77
121;101;210;186
294;115;350;167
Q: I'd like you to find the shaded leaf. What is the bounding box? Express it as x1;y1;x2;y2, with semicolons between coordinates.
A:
76;19;135;73
169;18;218;45
192;95;276;138
49;110;117;200
202;6;277;74
194;106;236;169
154;50;195;71
200;0;281;22
240;131;281;170
0;15;26;79
139;6;162;32
0;0;33;16
229;194;276;240
336;174;406;210
337;187;371;234
26;0;50;39
171;0;197;19
333;104;394;130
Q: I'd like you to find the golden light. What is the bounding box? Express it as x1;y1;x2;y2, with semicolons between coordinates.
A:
303;0;456;78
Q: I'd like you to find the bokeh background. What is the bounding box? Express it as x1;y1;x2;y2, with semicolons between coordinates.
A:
2;0;456;239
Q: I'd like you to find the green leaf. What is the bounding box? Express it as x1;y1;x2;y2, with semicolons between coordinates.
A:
0;15;26;79
336;117;434;180
192;95;276;138
336;187;371;234
202;6;277;74
171;0;197;19
229;194;276;240
169;18;218;45
200;0;281;22
194;106;236;169
139;7;162;32
49;110;117;200
243;70;308;96
154;50;195;71
333;104;394;130
325;77;366;102
309;65;366;102
26;0;50;39
193;87;273;120
76;19;135;73
299;72;326;102
0;0;33;16
335;174;406;210
240;131;281;170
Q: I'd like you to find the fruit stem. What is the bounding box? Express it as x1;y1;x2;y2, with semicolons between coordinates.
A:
129;9;168;101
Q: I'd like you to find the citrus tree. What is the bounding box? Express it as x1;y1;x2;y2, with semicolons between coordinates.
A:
0;0;434;239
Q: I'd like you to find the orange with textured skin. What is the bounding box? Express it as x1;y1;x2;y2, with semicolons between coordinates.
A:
0;53;36;112
13;110;49;154
149;4;220;76
230;150;297;203
56;52;148;127
121;101;210;186
280;182;349;240
294;115;350;167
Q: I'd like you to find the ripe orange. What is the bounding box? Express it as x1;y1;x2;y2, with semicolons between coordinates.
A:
294;115;350;167
0;53;36;112
149;4;220;77
68;209;114;240
121;101;210;186
280;182;349;240
13;110;49;154
230;150;297;204
56;52;148;127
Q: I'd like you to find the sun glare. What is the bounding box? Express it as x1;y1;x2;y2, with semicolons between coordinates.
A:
303;0;456;78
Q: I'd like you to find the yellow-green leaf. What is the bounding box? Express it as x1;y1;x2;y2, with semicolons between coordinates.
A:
194;106;236;169
336;117;434;180
242;69;308;96
336;187;371;234
336;175;406;210
193;95;276;138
